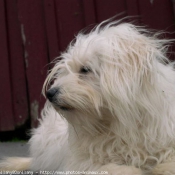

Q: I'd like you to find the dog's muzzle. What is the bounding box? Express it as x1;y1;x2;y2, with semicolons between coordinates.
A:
46;88;58;102
46;88;73;111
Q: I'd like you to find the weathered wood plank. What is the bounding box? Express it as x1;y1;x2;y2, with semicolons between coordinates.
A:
139;0;175;60
6;0;29;126
0;0;14;131
55;0;85;51
94;0;127;22
139;0;175;31
17;0;49;127
126;0;140;24
44;0;60;61
82;0;96;26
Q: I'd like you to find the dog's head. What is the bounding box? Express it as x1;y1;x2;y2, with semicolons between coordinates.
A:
43;21;171;125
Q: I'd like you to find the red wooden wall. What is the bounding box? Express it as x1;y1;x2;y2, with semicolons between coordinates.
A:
0;0;175;131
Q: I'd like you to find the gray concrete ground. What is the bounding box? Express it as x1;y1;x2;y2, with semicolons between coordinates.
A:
0;142;29;159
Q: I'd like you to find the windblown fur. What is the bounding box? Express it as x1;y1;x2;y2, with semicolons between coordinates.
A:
1;19;175;175
0;157;32;171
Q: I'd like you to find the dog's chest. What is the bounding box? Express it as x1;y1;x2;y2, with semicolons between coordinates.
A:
69;132;158;171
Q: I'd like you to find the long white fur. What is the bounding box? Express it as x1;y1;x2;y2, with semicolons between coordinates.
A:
1;20;175;175
0;157;32;171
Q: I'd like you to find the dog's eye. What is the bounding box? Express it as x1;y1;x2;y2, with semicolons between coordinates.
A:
80;66;91;74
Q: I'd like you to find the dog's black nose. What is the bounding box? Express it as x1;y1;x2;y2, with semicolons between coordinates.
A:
46;88;58;102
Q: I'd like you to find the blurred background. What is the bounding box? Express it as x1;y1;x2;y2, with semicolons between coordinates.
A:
0;0;175;141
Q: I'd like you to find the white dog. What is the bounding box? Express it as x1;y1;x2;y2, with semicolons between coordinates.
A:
1;19;175;175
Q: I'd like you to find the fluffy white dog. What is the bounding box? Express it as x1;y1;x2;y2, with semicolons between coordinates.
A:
1;19;175;175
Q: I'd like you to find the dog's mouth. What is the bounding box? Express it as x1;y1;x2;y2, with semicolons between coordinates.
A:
51;101;74;111
57;105;74;111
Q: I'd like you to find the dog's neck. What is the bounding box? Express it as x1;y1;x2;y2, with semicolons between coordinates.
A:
67;106;175;171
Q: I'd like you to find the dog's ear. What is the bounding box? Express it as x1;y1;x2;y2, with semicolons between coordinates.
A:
99;24;171;106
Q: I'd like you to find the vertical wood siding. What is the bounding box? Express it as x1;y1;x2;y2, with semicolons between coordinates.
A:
0;0;175;131
0;0;14;131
